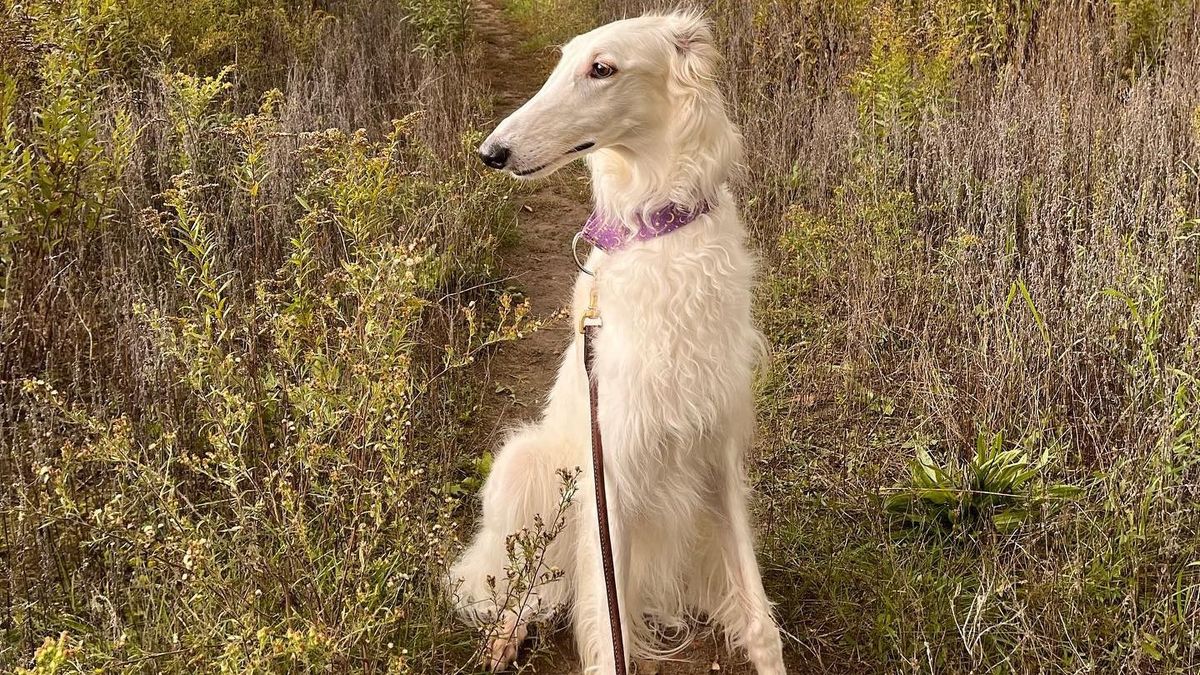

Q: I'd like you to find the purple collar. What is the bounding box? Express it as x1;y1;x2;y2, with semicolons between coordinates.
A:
580;202;711;252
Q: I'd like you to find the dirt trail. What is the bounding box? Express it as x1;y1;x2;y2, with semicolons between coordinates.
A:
469;0;587;445
469;2;759;673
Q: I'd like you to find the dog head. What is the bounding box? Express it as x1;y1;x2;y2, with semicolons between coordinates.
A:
477;11;733;187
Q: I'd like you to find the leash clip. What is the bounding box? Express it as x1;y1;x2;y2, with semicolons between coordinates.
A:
579;310;602;333
578;285;602;334
574;233;602;333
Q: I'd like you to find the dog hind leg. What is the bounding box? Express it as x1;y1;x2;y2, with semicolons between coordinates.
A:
449;425;577;668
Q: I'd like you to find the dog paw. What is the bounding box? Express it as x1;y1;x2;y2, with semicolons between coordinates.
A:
485;612;529;672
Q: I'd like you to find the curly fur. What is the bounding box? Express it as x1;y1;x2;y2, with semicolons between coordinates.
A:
449;11;786;674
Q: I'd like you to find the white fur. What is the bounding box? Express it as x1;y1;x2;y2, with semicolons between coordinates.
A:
451;11;786;674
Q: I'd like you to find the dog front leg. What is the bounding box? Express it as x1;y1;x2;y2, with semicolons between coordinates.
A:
573;469;632;674
711;447;787;675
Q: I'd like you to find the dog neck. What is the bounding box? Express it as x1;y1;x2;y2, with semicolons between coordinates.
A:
587;101;742;230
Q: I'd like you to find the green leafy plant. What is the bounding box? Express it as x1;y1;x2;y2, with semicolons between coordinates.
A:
884;431;1082;535
1113;0;1184;77
401;0;471;51
849;4;953;137
14;633;72;675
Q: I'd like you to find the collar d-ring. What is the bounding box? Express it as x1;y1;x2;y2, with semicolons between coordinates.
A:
572;231;595;277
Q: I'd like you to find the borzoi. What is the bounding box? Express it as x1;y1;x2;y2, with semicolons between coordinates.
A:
450;11;786;674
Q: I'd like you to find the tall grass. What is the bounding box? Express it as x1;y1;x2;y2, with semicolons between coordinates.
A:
575;0;1200;670
7;0;1200;671
1;0;525;670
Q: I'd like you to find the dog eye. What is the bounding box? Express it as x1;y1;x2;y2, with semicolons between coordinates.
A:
589;62;616;79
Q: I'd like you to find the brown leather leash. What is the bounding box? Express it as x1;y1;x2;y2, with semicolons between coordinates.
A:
580;287;627;675
568;198;712;673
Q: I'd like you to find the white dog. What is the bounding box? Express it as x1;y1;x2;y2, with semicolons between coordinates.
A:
451;11;786;674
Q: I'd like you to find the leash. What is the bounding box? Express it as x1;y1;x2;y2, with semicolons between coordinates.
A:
576;244;627;675
572;202;709;673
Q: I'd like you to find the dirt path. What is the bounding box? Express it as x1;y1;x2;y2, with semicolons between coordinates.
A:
469;3;761;673
469;0;586;449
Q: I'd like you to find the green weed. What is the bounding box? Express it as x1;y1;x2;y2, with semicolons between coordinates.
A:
884;431;1081;535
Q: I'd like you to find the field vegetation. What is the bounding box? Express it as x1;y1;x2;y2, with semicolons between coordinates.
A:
3;0;1199;672
585;0;1200;671
1;0;528;671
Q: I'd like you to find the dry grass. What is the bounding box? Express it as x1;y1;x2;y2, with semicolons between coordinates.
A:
1;0;530;671
582;0;1200;671
5;0;1200;672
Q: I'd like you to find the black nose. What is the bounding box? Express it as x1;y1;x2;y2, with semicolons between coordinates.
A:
478;145;510;170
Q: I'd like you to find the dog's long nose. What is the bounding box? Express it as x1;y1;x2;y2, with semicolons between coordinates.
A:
478;144;510;170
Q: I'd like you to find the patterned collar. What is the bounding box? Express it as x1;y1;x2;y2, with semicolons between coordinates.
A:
579;202;711;252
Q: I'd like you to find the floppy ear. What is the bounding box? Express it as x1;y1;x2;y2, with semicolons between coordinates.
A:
660;9;743;205
671;11;711;54
668;11;720;90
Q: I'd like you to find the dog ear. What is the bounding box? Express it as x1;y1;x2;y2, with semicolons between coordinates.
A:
670;11;714;58
668;11;719;89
